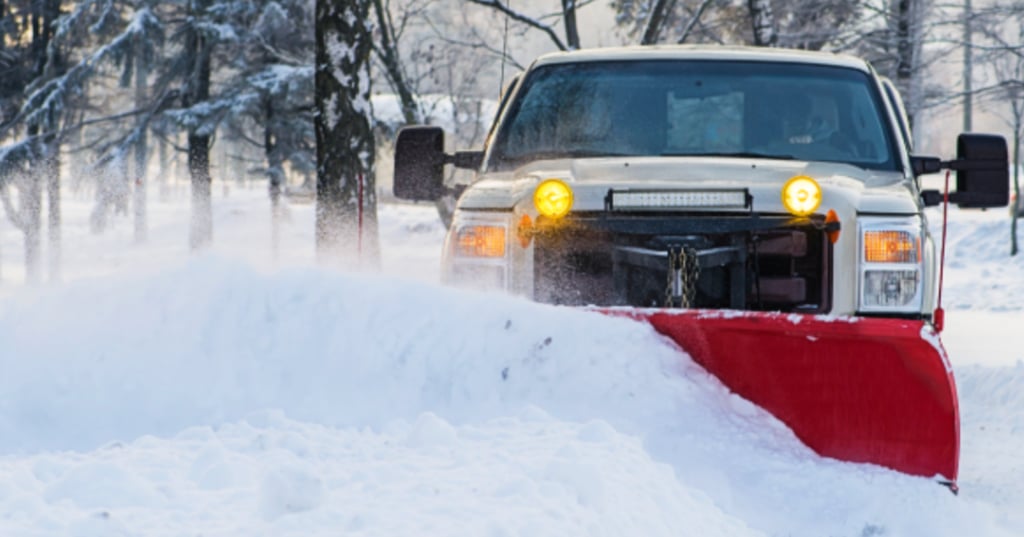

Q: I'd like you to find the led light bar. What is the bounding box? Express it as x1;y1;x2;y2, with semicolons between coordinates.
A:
609;189;749;211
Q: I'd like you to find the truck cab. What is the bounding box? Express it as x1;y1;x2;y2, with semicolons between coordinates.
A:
394;46;1008;319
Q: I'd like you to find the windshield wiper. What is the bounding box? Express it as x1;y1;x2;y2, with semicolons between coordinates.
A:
661;151;796;160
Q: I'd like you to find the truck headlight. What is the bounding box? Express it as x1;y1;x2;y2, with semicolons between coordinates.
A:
446;214;512;291
455;225;506;258
858;219;923;313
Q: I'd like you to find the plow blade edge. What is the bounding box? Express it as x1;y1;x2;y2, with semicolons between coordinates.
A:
608;309;959;483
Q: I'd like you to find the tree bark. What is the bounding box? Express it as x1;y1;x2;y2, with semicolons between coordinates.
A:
561;0;580;49
265;98;284;259
22;171;42;285
1012;113;1020;256
187;130;212;250
641;0;676;45
183;1;213;250
962;0;972;132
315;0;378;266
134;42;149;244
677;0;714;44
45;133;59;282
747;0;777;47
44;0;61;282
158;132;170;201
894;0;922;132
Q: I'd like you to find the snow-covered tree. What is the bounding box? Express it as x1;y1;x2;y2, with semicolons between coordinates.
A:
218;0;315;256
315;0;378;264
0;0;168;261
0;0;65;283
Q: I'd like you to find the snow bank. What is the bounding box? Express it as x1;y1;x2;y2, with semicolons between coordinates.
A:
955;363;1024;531
928;205;1024;313
0;257;755;453
0;255;1014;536
0;414;760;537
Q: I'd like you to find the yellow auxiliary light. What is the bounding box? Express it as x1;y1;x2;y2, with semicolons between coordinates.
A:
534;179;574;219
781;175;822;217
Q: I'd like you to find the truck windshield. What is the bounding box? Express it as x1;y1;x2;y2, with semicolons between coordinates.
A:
487;60;901;172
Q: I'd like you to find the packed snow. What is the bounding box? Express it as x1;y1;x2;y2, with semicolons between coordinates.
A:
0;182;1021;536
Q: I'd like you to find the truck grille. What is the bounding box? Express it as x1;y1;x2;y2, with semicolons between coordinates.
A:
532;213;833;313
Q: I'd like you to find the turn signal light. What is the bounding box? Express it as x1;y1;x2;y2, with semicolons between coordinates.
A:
534;179;573;219
826;209;840;244
516;214;533;248
864;230;919;263
781;176;821;217
456;225;506;258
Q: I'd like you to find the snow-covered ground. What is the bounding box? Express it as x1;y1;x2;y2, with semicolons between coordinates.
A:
0;181;1021;536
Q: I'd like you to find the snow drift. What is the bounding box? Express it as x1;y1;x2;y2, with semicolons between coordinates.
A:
0;255;1014;536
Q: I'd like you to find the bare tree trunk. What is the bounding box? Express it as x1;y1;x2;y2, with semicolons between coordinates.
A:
895;0;912;95
184;1;213;250
747;0;777;47
315;0;378;266
561;0;580;49
44;0;60;282
641;0;676;45
187;131;212;250
894;0;921;131
21;3;49;284
372;0;418;126
45;138;59;282
158;127;170;201
23;172;42;285
1012;119;1020;256
677;0;714;44
962;0;972;132
134;46;149;243
265;98;284;260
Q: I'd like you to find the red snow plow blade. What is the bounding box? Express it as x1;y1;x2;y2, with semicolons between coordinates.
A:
604;309;959;484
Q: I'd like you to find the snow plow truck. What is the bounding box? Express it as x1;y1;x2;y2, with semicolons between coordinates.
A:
391;46;1010;491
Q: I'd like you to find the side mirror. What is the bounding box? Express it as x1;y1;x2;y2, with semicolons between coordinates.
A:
952;133;1009;209
919;134;1010;209
394;126;445;201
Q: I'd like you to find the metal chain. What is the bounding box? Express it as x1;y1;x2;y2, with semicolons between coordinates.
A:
665;247;700;309
681;247;700;308
664;248;678;308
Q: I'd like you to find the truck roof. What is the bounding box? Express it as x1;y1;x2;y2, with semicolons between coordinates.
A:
532;45;872;73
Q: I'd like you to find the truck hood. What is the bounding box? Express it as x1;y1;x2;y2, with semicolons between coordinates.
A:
457;157;920;215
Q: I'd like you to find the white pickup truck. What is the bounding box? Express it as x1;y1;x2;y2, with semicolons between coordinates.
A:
393;45;1008;320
